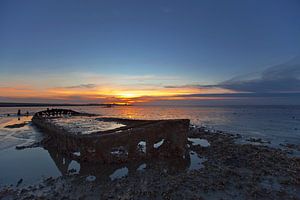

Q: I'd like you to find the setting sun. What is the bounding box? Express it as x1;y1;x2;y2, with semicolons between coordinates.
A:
117;92;140;99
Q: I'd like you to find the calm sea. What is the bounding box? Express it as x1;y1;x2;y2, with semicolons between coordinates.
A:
1;105;300;143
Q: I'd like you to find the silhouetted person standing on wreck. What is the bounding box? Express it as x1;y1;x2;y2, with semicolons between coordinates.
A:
17;109;21;116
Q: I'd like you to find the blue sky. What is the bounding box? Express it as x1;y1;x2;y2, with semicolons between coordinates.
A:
0;0;300;104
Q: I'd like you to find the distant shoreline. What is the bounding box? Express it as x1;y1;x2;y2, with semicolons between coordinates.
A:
0;103;130;107
1;103;300;108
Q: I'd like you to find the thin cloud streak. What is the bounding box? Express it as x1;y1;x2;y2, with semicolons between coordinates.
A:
64;84;98;89
175;93;300;98
215;57;300;93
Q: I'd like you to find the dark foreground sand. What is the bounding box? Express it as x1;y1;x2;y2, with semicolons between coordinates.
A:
1;126;300;200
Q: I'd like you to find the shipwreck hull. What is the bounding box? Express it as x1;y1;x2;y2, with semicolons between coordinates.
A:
32;109;190;163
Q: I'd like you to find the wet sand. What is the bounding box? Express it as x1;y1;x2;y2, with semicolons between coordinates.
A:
0;117;36;150
1;125;299;200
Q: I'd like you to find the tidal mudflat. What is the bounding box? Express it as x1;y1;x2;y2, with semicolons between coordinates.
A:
0;115;299;200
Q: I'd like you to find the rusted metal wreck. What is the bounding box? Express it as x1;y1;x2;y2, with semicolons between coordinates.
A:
32;109;190;164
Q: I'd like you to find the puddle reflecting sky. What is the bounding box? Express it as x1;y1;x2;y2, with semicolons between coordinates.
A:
109;167;129;181
188;151;207;171
51;117;126;134
0;116;43;150
0;147;61;187
188;138;210;147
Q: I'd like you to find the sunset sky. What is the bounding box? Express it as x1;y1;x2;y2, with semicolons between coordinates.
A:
1;0;300;105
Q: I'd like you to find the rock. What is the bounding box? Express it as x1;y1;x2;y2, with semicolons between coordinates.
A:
16;179;23;187
85;176;96;182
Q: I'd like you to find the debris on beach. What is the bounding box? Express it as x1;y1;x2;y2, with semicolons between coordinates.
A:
4;122;29;129
280;143;300;151
246;137;271;144
15;141;41;150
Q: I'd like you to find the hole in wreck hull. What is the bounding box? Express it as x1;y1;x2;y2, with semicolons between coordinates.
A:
73;151;81;157
67;160;80;174
137;163;147;171
153;139;165;149
137;141;146;154
110;146;128;159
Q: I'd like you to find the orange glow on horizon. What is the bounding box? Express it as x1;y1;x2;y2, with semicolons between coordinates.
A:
0;84;236;104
